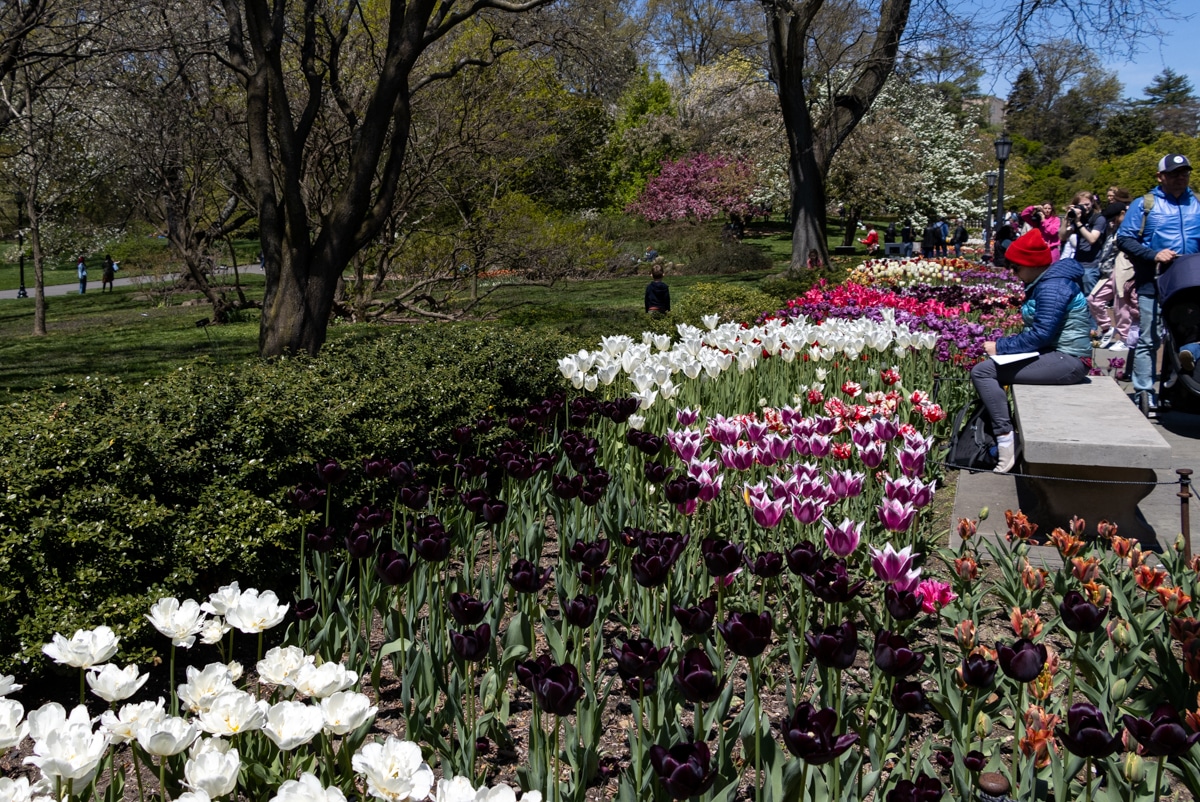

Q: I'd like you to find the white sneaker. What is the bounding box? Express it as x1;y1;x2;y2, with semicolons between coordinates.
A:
994;435;1017;474
1107;341;1129;351
1098;329;1115;348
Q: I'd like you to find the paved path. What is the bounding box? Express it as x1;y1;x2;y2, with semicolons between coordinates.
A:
0;265;264;300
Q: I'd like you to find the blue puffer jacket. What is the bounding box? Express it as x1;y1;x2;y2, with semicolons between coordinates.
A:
1116;185;1200;287
996;258;1092;358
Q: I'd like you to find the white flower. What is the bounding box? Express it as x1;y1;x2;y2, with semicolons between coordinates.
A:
0;777;36;802
270;773;346;802
26;703;90;743
25;722;110;785
190;736;233;758
0;675;23;696
176;793;212;802
261;701;324;751
0;698;27;750
319;692;377;735
291;662;357;699
702;314;720;330
198;619;231;647
146;598;207;648
100;699;166;744
627;414;645;430
257;647;313;688
137;716;199;757
352;737;435;802
196;691;268;736
178;663;238;714
200;583;242;617
224;589;288;634
87;664;148;704
433;777;476;802
41;626;119;669
183;747;240;797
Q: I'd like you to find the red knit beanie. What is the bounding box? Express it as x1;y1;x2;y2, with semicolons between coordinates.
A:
1005;229;1053;268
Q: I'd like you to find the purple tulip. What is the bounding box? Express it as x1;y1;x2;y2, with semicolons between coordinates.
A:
551;473;583;500
306;526;338;553
450;624;491;662
896;444;927;478
874;630;925;677
480;499;508;525
674;648;723;704
667;430;703;463
750;494;787;528
664;476;701;505
960;654;997;689
802;560;866;604
869;544;922;590
509;558;551;594
702;537;745;577
355;505;392;531
748;551;784;578
563;594;598;628
805;621;858;670
717;611;773;657
997;639;1047;682
644;461;674;484
612;638;670;682
632;532;689;588
534;664;584;716
1059;590;1108;633
891;679;927;713
720;444;756;471
706;416;741;445
780;702;859;764
452;425;473;446
822;518;862;557
1058;702;1122;758
672;597;717;635
288;482;326;511
376;550;415;585
873;418;900;441
827;469;864;499
676;407;700;427
567;538;610;567
885;587;922;620
314;458;347;486
345;530;375;560
1122;704;1200;757
398;485;429;511
579;564;609;586
294;598;318;621
447;592;492;625
885;772;943;802
963;750;986;772
878;497;918;533
807;434;833;458
648;741;715;799
791;495;828;525
413;526;451;563
515;654;553;692
785;541;823;577
856;440;887;469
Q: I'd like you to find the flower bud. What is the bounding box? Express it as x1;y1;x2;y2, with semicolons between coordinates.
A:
1107;619;1133;651
979;506;989;521
1123;752;1145;785
1110;677;1128;702
974;711;992;739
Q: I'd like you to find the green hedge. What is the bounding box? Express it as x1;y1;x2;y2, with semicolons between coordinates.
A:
0;325;574;676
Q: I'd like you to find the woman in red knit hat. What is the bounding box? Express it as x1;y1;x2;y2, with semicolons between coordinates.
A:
969;229;1093;472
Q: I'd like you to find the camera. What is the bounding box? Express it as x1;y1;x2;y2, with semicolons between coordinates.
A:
1030;211;1043;224
1066;208;1078;222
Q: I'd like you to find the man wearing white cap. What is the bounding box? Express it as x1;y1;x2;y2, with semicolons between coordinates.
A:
1116;153;1200;413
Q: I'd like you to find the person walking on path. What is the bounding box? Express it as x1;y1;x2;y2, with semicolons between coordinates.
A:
101;255;116;292
1117;153;1200;413
76;256;88;294
900;220;914;257
952;219;968;258
644;266;671;315
921;218;943;259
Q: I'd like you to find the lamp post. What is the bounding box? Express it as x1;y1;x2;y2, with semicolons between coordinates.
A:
984;171;998;260
14;191;26;299
994;133;1013;235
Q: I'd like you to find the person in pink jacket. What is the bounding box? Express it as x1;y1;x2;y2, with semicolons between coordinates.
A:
1021;202;1061;261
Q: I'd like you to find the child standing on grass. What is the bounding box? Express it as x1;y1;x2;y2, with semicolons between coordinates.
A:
77;256;87;294
644;266;670;315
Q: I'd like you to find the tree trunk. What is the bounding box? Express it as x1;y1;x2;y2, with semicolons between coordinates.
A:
28;206;45;336
258;249;339;355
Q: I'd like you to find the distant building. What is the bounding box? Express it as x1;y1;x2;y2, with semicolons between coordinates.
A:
964;95;1005;127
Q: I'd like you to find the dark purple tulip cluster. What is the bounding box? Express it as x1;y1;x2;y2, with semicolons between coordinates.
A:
413;515;452;562
306;526;337;553
701;537;744;577
748;551;784;578
509;558;552;594
387;459;416;486
361;457;393;482
612;638;670;695
626;429;664;456
376;550;415;585
631;531;689;588
448;593;492;625
1058;702;1122;758
885;772;943;801
717;611;773;658
806;621;858;670
674;648;723;704
672;597;716;635
562;430;600;471
874;630;925;677
781;702;859;764
802;559;866;604
997;639;1047;682
566;538;610;567
288;482;326;511
643;460;674;483
515;654;553;692
1122;704;1200;756
648;741;715;799
568;397;597;428
314;458;348;486
450;623;491;662
598;397;640;424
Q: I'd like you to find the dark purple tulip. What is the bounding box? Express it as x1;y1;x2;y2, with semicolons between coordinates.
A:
413;528;452;563
509;558;552;594
398;485;429;511
672;597;717;635
480;499;508;525
563;594;598;628
780;702;859;764
960;654;997;689
294;598;318;621
717;611;773;658
885;587;922;620
389;461;417;486
785;541;823;576
567;538;610;567
674;648;723;704
998;639;1047;683
515;654;553;692
306;526;338;553
1059;590;1108;633
450;624;491;662
362;458;392;481
459;456;490;478
551;473;584;500
891;679;927;713
631;533;688;588
376;550;415;585
749;551;785;578
608;397;640;424
429;449;456;468
644;461;674;484
314;458;347;486
534;664;584;716
648;741;715;799
963;750;986;772
452;425;473;446
502;455;533;481
579;564;610;586
1122;704;1200;757
886;772;943;802
474;416;495;434
447;592;492;626
802;560;866;604
701;537;745;577
414;514;446;539
618;527;647;549
805;621;858;670
355;505;392;531
288;482;326;511
664;476;701;504
460;489;489;513
345;530;374;559
874;630;925;678
612;638;670;681
475;737;492;756
1058;702;1122;758
932;751;954;771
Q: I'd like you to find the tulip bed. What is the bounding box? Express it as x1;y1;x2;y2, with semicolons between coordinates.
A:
4;289;1200;802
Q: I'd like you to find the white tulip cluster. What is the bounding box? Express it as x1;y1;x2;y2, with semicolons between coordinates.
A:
851;258;963;287
557;312;937;410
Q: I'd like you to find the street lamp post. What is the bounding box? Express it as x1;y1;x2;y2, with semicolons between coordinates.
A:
994;134;1013;237
14;191;26;299
984;171;998;260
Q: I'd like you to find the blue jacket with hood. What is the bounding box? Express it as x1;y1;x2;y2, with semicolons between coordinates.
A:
995;258;1092;358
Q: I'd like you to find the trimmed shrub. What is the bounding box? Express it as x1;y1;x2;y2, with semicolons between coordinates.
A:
668;282;780;328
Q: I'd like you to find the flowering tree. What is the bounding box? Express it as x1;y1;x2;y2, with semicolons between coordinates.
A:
626;152;762;223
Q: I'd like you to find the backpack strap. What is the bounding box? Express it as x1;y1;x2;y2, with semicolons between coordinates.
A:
1138;192;1155;238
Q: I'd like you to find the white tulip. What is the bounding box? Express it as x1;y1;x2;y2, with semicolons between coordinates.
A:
137;716;198;757
26;703;90;743
702;314;720;330
190;736;233;758
291;662;357;699
0;675;22;697
652;333;672;351
25;721;110;785
196;691;267;736
433;776;476;802
257;646;313;688
0;777;36;802
198;619;231;646
146;599;207;648
352;737;434;802
0;698;27;750
319;691;377;735
596;364;620;385
658;379;678;400
631;389;657;411
555;357;579;380
200;583;242;617
86;664;148;704
569;373;585;390
175;792;212;802
626;414;645;430
183;747;240;797
260;701;324;751
41;626;119;668
270;773;346;802
178;663;238;714
599;335;630;358
225;590;288;634
100;699;165;744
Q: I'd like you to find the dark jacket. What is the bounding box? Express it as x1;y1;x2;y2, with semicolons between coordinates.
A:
996;258;1092;358
921;224;942;252
645;280;670;312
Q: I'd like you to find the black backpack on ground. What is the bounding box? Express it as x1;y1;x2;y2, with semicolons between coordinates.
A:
946;399;998;472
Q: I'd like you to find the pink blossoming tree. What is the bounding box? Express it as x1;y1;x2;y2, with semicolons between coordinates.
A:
626;153;762;223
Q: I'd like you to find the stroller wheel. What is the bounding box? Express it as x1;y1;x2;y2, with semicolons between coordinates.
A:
1139;391;1151;418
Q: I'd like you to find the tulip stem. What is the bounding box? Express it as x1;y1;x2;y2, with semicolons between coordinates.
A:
751;657;762;802
553;716;563;802
130;748;146;802
169;644;177;715
159;758;169;802
79;667;86;706
1153;755;1165;802
1011;684;1025;795
1085;756;1092;802
800;761;810;802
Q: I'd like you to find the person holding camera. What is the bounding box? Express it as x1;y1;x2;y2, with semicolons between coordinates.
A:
1061;191;1108;290
1021;202;1061;262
